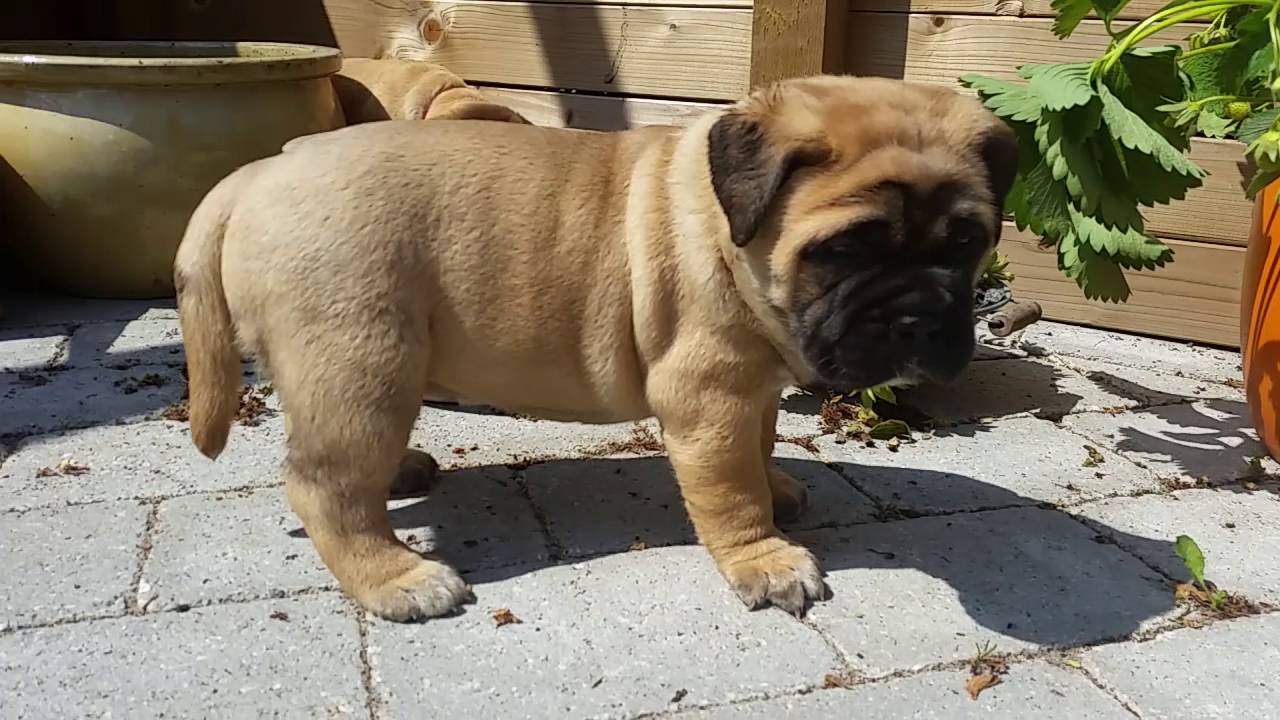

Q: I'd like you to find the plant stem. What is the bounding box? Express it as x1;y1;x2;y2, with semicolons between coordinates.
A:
1097;0;1268;76
1179;39;1239;59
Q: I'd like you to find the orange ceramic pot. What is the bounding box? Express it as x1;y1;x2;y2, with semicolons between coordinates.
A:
1242;180;1280;462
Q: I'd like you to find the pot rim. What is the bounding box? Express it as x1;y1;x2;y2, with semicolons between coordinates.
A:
0;41;343;85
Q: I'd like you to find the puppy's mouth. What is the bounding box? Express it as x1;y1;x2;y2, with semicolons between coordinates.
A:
796;266;976;391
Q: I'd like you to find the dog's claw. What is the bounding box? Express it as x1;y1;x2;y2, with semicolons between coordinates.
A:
721;537;827;618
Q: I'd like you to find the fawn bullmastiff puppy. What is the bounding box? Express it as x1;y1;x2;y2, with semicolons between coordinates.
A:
175;75;1016;622
333;57;531;125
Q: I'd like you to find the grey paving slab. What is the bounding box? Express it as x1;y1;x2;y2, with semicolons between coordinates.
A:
0;501;146;629
1063;400;1273;485
0;325;67;372
1077;489;1280;603
681;660;1130;719
1054;355;1245;405
411;407;662;470
0;418;286;512
1083;614;1280;719
1019;321;1242;385
368;545;840;720
898;358;1136;426
0;594;366;719
0;292;176;328
388;465;551;573
141;487;331;611
63;318;184;369
0;364;186;436
523;451;876;558
816;416;1160;514
798;507;1175;675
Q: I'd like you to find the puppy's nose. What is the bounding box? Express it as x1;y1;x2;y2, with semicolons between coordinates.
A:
889;316;939;345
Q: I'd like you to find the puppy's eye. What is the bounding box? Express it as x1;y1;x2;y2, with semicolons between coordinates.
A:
807;220;893;261
949;218;988;248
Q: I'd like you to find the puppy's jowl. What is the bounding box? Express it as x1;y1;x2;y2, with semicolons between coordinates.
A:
175;75;1016;622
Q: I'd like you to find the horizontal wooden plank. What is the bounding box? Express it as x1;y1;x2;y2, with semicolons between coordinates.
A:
1004;224;1245;346
849;0;1167;20
845;12;1249;247
323;0;751;100
479;86;723;129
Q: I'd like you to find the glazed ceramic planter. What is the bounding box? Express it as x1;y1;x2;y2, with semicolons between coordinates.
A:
0;41;344;298
1242;180;1280;462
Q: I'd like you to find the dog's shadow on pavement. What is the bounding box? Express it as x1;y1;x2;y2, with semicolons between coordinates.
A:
383;455;1178;648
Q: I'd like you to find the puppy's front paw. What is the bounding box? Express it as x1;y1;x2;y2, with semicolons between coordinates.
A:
355;556;474;622
767;466;809;524
718;536;827;618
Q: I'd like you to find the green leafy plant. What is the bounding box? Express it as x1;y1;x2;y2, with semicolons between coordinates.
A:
961;0;1280;302
1175;533;1229;610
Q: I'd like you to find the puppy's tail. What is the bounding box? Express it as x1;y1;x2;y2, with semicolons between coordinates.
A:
174;177;241;460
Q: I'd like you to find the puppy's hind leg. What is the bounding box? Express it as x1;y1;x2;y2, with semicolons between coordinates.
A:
277;327;471;622
283;411;440;499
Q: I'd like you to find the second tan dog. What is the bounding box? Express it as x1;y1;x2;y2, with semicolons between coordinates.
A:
175;75;1016;622
333;57;531;125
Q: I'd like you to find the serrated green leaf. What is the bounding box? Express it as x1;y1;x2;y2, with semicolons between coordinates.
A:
1106;46;1193;149
1077;242;1134;302
1050;0;1091;38
1246;164;1280;199
960;75;1044;123
1020;156;1075;238
1197;109;1236;139
1067;204;1174;269
1238;107;1280;144
1099;84;1205;178
1020;63;1096;111
1035;107;1108;213
868;419;911;440
870;384;897;404
1175;534;1207;586
1113;143;1204;207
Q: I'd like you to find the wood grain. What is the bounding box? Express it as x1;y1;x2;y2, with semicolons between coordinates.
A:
1004;224;1245;346
844;12;1250;247
849;0;1168;20
322;0;752;100
479;87;724;129
751;0;849;87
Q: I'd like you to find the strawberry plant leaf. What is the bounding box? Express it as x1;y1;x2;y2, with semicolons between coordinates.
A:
1175;534;1207;587
1059;233;1132;301
1020;155;1075;238
1050;0;1092;38
1106;46;1194;149
960;75;1044;122
1113;143;1204;207
1197;110;1235;139
1246;164;1280;199
1099;84;1205;178
1035;108;1109;213
1020;63;1096;111
1239;107;1280;144
1068;204;1173;269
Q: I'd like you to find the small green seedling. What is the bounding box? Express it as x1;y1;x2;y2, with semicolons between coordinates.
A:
1175;534;1228;611
856;384;912;440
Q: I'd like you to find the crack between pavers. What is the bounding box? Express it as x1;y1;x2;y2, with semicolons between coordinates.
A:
0;479;286;517
352;604;385;720
125;499;161;615
1056;655;1145;718
512;467;565;563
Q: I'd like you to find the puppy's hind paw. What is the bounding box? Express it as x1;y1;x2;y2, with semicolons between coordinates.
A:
357;557;474;622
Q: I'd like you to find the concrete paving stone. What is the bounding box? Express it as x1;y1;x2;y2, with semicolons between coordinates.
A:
1076;489;1280;604
0;593;366;719
816;416;1160;514
523;450;877;557
1063;400;1274;485
0;501;146;629
1083;614;1280;718
0;291;176;328
63;318;184;369
387;465;551;573
681;660;1130;719
141;487;332;611
1054;355;1245;406
0;418;286;512
797;507;1175;675
0;364;186;436
411;406;662;470
1019;321;1241;385
367;545;840;719
0;325;67;372
899;358;1136;426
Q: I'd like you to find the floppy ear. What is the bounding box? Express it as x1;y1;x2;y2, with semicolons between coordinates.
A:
977;122;1019;238
707;112;828;247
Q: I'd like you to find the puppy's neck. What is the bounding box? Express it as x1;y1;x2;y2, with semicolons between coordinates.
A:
665;115;814;389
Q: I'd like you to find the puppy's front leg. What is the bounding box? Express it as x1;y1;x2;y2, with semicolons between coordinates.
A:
658;390;827;617
759;397;809;523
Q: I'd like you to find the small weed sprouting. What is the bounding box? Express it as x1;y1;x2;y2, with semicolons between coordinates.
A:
1175;534;1227;611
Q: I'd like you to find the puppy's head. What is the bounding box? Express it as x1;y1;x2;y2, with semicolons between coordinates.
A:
707;76;1017;391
